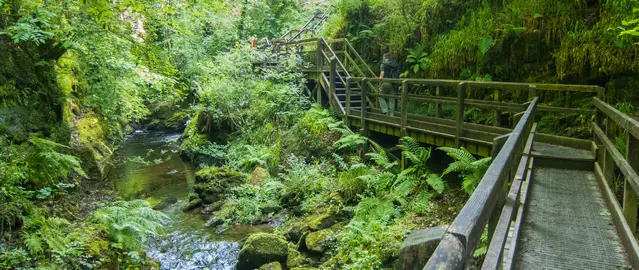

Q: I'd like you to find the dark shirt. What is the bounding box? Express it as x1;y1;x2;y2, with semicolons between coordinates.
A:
381;60;399;78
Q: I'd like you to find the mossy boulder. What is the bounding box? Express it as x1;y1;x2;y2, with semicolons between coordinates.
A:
278;217;311;243
286;245;307;268
250;166;271;185
257;261;282;270
305;228;335;253
152;196;177;210
307;211;338;231
193;167;245;204
236;233;289;270
69;113;113;179
182;198;202;212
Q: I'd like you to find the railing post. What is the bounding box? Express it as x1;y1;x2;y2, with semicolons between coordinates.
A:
345;77;351;125
401;80;408;137
455;82;466;148
603;116;616;185
317;39;323;71
528;85;537;100
436;86;442;118
494;89;501;127
624;134;638;235
360;78;369;155
329;57;337;108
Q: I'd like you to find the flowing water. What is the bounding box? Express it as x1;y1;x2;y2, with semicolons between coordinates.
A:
107;130;271;269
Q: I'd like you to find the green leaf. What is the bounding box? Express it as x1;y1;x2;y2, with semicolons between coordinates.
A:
426;174;446;194
479;36;493;55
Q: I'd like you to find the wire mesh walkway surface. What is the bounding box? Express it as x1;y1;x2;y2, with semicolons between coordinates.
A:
514;164;633;269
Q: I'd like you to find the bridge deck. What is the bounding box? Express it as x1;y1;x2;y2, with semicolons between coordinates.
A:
514;166;632;269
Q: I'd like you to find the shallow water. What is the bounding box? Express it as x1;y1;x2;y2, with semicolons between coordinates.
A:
107;130;271;269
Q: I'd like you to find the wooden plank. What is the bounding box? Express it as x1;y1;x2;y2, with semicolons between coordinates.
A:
483;124;535;269
504;158;535;270
436;86;443;118
456;82;466;148
593;97;639;139
401;80;409;136
624;135;638;235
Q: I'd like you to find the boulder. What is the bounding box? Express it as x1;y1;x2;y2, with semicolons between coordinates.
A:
279;217;310;243
286;245;306;268
305;228;335;253
307;212;338;231
201;200;225;214
152;196;177;210
182;198;202;212
236;233;289;270
261;204;282;214
396;225;447;270
193;167;245;204
257;262;282;270
250;167;271;185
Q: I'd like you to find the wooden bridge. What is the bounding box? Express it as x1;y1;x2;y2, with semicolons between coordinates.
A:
261;35;639;269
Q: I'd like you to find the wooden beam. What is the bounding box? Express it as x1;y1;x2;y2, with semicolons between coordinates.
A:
592;122;639;195
456;82;466;148
624;134;638;235
401;80;408;136
593;97;639;139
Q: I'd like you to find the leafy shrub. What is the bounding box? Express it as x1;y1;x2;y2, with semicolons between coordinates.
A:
439;147;492;195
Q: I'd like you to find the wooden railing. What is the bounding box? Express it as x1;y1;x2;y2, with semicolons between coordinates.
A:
591;97;639;266
424;98;538;269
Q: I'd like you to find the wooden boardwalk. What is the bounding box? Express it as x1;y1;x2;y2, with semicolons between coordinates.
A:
261;36;639;269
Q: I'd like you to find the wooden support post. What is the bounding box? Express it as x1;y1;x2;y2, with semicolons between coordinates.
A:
436;86;442;118
400;80;408;137
329;57;337;108
603;116;616;185
528;85;537;100
624;135;638;235
455;82;466;148
494;89;501;127
361;78;369;155
316;40;323;71
345;77;351;126
316;82;322;105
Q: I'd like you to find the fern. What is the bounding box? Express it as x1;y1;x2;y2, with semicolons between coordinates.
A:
439;147;492;195
92;200;168;250
27;137;87;186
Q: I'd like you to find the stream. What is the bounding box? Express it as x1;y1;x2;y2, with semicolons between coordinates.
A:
107;130;271;269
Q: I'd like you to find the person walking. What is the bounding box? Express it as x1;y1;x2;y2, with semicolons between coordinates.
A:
379;53;400;116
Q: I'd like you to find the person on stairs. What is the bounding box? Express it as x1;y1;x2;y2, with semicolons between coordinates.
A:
379;53;400;116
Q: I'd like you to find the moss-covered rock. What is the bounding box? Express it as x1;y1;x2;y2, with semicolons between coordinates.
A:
69;113;113;179
305;228;335;253
278;217;311;243
193;167;245;204
236;233;289;270
152;196;177;210
182;198;202;212
307;211;338;231
250;166;271;185
286;244;307;268
257;261;282;270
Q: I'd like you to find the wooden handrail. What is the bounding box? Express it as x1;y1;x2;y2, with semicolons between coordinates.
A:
425;97;539;269
591;95;639;268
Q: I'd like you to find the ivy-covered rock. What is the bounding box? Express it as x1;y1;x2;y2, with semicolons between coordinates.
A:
236;233;289;270
193;167;245;204
305;228;335;253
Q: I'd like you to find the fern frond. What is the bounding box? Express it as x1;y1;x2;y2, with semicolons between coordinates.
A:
438;147;476;164
425;174;446;194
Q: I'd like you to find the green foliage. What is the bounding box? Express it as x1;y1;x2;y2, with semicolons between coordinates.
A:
395;137;446;197
439;147;492;195
27;137;87;187
91;200;168;251
619;8;639;44
1;7;56;44
402;43;430;77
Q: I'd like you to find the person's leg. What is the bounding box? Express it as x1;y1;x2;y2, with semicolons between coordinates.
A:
381;83;393;115
389;93;395;116
380;97;389;115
